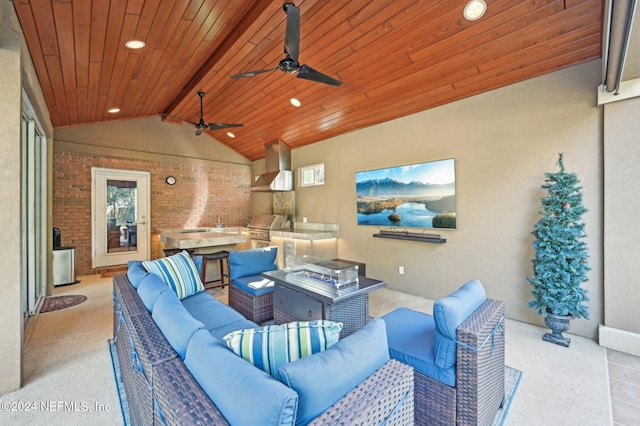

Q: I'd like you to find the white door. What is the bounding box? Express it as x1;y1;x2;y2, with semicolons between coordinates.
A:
92;168;150;267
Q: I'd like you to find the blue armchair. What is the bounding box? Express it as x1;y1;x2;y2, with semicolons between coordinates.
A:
228;247;278;322
382;279;505;426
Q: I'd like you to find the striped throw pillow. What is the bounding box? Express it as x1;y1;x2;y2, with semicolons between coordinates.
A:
142;251;204;300
223;320;343;379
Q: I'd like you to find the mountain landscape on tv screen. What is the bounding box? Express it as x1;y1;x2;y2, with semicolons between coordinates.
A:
356;178;456;228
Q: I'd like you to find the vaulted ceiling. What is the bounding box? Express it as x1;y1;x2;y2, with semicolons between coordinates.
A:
14;0;603;161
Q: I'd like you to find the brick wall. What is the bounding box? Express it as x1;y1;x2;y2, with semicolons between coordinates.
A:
53;150;252;275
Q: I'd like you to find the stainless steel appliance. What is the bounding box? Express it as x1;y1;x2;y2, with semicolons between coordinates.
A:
247;214;288;248
251;141;294;192
53;246;77;286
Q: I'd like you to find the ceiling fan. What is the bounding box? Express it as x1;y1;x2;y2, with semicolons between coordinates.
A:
230;2;342;87
163;91;243;136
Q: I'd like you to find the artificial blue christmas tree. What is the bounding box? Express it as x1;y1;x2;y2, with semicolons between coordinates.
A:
527;153;590;346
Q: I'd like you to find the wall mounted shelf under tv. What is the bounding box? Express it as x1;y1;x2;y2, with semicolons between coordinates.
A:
372;229;446;244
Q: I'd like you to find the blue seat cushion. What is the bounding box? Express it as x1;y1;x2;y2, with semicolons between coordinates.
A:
382;307;456;387
433;279;486;369
152;290;205;359
229;247;278;280
184;329;298;426
232;274;275;296
137;274;169;311
181;291;258;338
127;261;149;289
278;318;390;425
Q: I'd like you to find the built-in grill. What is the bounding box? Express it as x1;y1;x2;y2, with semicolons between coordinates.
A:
247;214;288;247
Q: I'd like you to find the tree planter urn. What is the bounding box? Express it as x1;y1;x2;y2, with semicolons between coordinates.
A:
543;313;572;347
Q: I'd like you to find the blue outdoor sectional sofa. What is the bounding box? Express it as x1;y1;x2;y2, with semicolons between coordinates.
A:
112;249;415;425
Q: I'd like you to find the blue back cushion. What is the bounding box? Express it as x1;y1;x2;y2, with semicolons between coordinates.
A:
137;274;169;311
127;261;149;289
229;247;278;280
433;279;487;369
152;291;205;359
184;329;298;426
278;318;390;425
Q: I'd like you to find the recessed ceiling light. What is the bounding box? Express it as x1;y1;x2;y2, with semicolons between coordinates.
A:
108;107;120;113
463;0;487;21
125;40;146;49
290;97;301;107
226;132;236;138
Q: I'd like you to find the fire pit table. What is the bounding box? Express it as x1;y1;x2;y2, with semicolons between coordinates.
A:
262;260;386;338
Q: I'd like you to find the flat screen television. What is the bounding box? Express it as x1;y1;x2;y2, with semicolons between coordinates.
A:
356;158;456;229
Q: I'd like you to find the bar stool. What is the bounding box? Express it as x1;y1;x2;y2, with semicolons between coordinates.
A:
200;250;230;289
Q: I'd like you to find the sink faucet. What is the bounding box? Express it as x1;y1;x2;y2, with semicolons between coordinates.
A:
216;216;223;228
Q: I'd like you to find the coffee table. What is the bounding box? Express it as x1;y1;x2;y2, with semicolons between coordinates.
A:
261;269;386;338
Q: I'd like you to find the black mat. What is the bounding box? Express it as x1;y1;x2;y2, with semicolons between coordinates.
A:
40;295;87;313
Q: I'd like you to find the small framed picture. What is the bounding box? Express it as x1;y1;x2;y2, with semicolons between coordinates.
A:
299;163;325;187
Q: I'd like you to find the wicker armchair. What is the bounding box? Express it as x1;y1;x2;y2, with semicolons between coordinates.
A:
383;281;505;426
228;247;278;322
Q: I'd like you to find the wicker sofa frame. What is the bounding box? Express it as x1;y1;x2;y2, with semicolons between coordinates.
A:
413;298;505;426
112;273;415;425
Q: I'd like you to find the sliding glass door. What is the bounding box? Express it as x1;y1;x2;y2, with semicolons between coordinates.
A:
21;96;47;322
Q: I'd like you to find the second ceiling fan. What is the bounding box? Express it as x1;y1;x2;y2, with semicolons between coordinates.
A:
231;3;342;87
164;91;243;136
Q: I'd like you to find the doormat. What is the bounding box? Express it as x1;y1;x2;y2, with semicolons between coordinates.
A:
40;295;87;313
492;365;523;426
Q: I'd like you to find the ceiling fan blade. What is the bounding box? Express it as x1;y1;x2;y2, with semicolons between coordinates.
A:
231;67;278;79
208;123;243;130
297;64;342;87
283;3;300;63
161;112;201;127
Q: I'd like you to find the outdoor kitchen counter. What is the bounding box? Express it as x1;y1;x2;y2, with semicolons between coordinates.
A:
159;228;249;250
269;222;338;241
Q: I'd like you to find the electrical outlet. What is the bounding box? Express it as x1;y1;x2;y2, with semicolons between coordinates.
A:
398;266;405;275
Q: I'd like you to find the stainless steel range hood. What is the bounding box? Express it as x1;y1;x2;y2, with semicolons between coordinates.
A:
251;141;294;192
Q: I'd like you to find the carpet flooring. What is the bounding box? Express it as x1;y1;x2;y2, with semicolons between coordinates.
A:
39;295;87;313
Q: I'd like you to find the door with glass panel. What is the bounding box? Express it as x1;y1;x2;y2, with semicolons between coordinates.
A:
92;168;150;267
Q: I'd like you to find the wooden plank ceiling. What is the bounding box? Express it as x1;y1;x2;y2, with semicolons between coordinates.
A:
14;0;602;161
